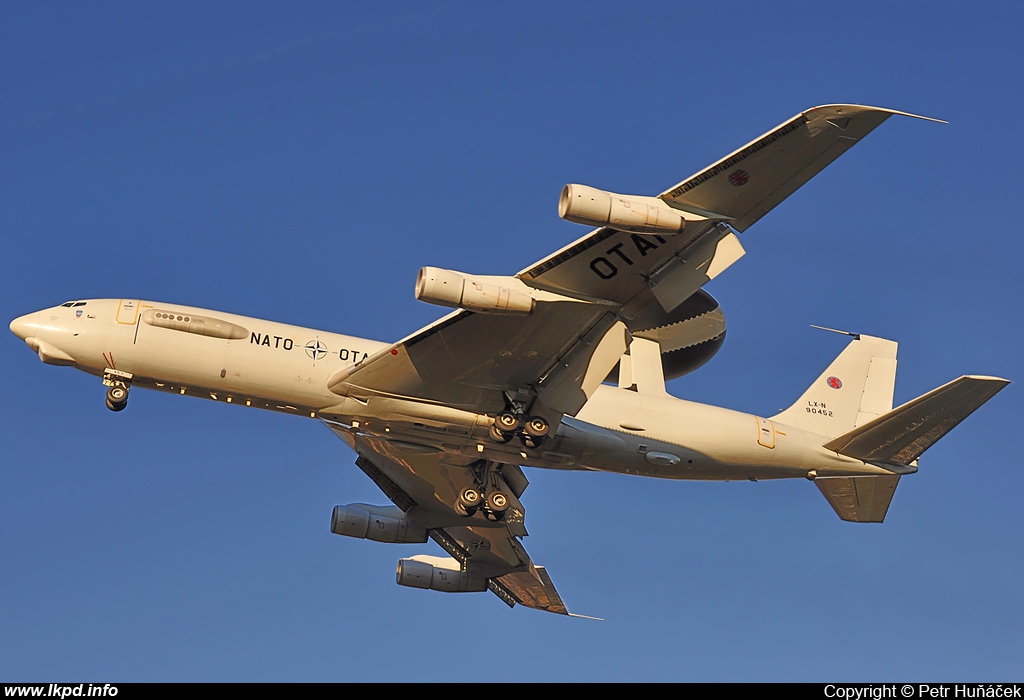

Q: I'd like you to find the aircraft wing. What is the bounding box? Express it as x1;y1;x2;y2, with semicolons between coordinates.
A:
518;105;941;303
329;303;629;418
329;105;933;420
327;423;584;616
659;104;944;232
322;105;934;613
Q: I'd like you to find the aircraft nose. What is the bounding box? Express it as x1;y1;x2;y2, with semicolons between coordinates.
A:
10;312;39;340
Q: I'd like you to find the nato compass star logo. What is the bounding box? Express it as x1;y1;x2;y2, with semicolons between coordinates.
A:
305;338;328;363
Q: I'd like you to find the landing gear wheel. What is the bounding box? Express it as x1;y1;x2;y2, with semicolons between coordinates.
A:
519;433;544;449
524;416;549;438
489;424;513;444
457;487;482;512
105;384;129;412
496;411;520;432
454;501;474;517
486;491;509;514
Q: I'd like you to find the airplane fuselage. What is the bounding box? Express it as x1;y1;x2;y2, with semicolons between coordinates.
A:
10;299;900;483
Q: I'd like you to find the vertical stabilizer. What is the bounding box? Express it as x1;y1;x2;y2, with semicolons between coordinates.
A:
618;337;669;396
775;333;898;438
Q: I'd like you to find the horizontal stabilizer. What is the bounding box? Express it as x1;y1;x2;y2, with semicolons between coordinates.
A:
823;376;1009;465
815;475;900;523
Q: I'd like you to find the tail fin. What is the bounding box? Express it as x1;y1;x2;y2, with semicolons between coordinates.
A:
775;332;898;438
823;375;1009;465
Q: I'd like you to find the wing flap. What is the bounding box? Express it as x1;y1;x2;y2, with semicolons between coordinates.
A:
648;229;745;313
823;376;1009;465
329;302;618;417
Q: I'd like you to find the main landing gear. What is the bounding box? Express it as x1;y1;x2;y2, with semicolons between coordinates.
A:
488;410;550;449
455;460;512;521
103;369;133;412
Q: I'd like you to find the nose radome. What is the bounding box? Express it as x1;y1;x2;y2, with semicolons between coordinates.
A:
10;312;38;340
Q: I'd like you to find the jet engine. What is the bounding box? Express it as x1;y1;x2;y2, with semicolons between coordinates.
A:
330;504;428;544
415;267;535;314
558;183;687;235
395;555;488;593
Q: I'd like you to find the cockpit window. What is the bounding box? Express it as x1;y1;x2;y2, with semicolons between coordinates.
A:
73;302;87;307
61;302;76;307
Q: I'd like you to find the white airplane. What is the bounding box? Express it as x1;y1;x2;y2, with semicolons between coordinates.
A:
9;105;1008;617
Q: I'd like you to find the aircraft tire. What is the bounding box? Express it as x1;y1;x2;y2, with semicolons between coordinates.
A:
496;412;520;432
105;397;127;412
486;491;509;513
519;433;544;449
524;416;549;438
457;487;482;511
489;424;513;444
106;385;129;404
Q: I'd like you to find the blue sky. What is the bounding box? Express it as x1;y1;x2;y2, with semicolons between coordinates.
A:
2;2;1021;681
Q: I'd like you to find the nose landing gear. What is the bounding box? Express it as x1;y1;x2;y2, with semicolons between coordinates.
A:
103;369;133;412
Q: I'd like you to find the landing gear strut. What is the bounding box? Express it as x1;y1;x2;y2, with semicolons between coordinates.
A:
103;369;133;412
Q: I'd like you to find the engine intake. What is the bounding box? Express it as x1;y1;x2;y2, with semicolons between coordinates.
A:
416;267;534;314
558;183;687;235
330;504;427;544
396;555;487;593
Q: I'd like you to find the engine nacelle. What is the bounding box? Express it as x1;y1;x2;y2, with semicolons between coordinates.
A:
330;504;428;544
415;267;535;314
558;183;687;235
395;555;487;593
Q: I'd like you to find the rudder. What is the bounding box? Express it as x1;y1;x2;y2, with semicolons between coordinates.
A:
775;332;898;438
